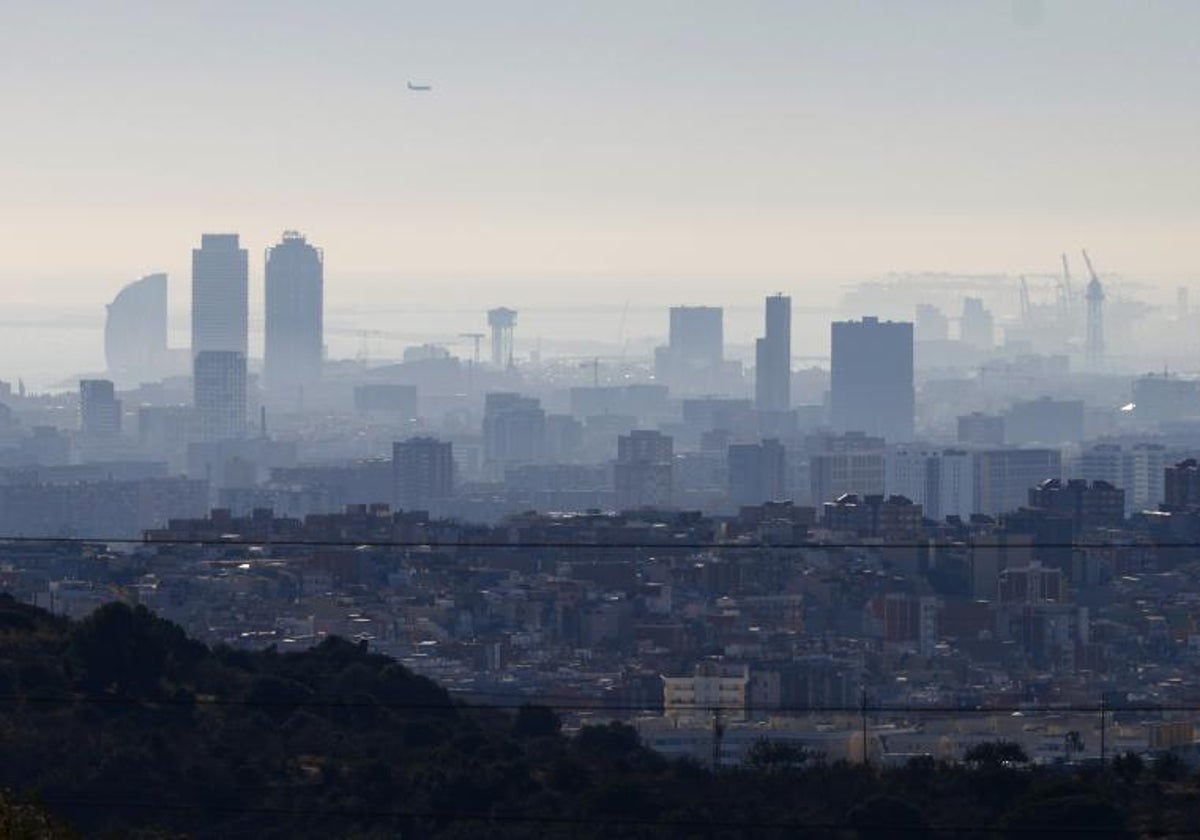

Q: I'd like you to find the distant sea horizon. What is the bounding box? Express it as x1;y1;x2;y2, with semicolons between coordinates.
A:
0;299;842;393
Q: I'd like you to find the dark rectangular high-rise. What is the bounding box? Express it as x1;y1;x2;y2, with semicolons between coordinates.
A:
655;306;724;392
615;430;673;509
192;234;248;358
669;306;723;368
80;379;121;439
755;293;791;412
265;231;323;394
393;437;454;511
482;393;545;473
830;316;914;443
728;438;786;506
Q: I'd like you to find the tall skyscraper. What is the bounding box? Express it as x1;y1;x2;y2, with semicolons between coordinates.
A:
194;351;247;441
754;294;791;412
192;234;248;358
79;379;121;439
105;273;168;383
654;306;725;393
265;231;324;394
393;437;454;511
830;316;914;443
669;306;723;367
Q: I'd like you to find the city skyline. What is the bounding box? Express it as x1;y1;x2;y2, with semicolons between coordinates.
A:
6;3;1200;832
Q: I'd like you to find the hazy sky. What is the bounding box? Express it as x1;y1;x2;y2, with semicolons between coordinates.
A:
3;0;1199;307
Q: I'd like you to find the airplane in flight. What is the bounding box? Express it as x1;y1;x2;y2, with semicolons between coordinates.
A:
407;81;432;91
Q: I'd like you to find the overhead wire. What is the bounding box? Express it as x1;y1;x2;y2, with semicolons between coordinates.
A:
0;534;1182;550
0;691;1182;716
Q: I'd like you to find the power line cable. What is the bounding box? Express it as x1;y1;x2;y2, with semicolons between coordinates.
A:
0;535;1180;549
0;692;1188;716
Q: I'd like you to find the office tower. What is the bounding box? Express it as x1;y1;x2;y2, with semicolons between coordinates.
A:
914;304;949;342
1083;441;1168;515
886;447;979;521
1079;443;1123;487
1165;459;1200;510
808;432;886;504
959;298;994;350
105;273;168;383
669;306;723;367
487;308;518;368
654;306;724;392
755;294;791;412
974;448;1062;516
264;231;323;394
1126;443;1168;514
393;437;454;511
192;234;248;357
886;447;939;517
615;430;673;509
482;393;545;470
79;379;121;439
938;449;976;520
194;351;247;441
728;439;786;507
830;316;914;442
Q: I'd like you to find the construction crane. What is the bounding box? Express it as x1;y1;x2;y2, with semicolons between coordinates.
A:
616;301;630;362
1081;249;1106;368
1081;249;1101;286
459;333;484;366
1059;253;1073;318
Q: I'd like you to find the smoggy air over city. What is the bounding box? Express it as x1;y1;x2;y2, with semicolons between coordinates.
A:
3;2;1200;837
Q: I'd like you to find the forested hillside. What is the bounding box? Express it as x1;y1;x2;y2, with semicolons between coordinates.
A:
0;595;1188;838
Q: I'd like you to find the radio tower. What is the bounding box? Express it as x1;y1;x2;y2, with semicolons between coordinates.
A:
1082;249;1105;369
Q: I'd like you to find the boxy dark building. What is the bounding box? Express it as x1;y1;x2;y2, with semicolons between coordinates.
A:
830;317;914;443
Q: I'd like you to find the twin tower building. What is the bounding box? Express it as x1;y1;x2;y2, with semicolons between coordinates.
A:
192;232;323;437
105;231;323;439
